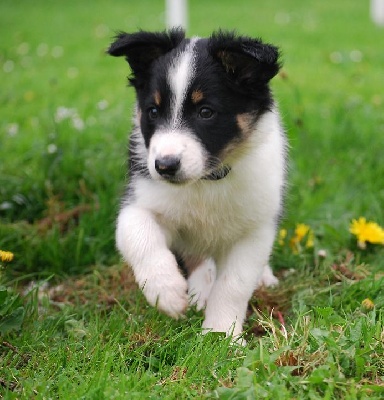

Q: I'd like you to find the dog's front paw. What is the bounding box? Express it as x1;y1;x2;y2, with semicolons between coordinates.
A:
143;272;188;319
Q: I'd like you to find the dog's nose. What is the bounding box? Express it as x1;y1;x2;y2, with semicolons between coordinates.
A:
155;155;181;177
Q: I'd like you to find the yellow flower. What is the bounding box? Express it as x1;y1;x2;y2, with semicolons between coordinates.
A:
289;223;314;253
361;298;375;310
278;229;287;246
350;217;384;247
294;223;311;241
0;250;14;262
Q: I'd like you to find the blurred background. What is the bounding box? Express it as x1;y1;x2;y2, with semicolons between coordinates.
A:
1;0;384;277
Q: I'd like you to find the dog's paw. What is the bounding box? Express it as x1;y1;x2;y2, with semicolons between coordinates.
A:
202;318;244;341
188;259;216;311
259;264;279;288
143;272;188;319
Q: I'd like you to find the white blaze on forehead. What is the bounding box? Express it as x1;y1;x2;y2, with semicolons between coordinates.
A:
168;38;198;128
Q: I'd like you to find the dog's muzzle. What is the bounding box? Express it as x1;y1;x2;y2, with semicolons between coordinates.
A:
154;155;231;182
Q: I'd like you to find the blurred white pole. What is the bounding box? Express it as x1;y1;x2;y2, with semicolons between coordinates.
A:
371;0;384;26
166;0;188;30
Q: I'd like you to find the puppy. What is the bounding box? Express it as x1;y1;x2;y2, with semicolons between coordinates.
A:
108;29;286;338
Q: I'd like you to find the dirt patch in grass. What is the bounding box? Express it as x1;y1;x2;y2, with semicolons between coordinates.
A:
26;264;138;309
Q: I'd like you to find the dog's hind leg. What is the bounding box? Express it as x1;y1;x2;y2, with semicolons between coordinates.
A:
116;205;188;318
259;264;279;287
187;258;216;311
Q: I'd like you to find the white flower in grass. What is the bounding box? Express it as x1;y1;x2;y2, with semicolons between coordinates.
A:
97;99;109;110
37;43;49;57
3;60;14;73
6;123;19;136
0;202;13;210
317;249;327;258
55;106;76;122
350;50;362;63
55;106;85;131
51;46;64;58
72;116;85;131
17;42;30;55
47;143;58;154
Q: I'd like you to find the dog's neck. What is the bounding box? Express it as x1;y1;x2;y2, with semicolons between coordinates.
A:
202;165;231;181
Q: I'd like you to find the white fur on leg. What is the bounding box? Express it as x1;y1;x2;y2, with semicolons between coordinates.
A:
188;258;216;310
259;264;279;287
116;205;188;318
202;228;276;338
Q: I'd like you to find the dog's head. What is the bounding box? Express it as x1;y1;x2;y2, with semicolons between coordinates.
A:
108;29;280;183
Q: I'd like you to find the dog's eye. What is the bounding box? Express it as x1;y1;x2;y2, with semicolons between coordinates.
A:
148;107;159;120
198;107;214;119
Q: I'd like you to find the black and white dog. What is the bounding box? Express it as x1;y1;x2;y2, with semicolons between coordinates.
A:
108;29;286;339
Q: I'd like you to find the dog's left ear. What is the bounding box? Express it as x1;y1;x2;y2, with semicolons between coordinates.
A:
208;31;281;89
108;28;185;87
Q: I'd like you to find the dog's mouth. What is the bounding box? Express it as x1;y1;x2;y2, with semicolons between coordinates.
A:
202;165;231;181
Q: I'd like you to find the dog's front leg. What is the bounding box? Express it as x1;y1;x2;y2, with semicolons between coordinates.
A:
202;227;276;338
116;205;188;318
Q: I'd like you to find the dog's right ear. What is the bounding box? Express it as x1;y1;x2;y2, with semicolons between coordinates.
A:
108;28;185;87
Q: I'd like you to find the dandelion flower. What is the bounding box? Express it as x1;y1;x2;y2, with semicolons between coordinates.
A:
289;223;314;253
294;224;311;241
305;233;314;249
0;250;14;262
361;298;375;310
278;229;287;246
350;217;384;248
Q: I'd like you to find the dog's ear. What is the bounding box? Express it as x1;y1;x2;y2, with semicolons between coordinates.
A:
208;31;280;90
108;28;185;87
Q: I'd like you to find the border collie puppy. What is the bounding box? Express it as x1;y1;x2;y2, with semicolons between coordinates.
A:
108;29;286;339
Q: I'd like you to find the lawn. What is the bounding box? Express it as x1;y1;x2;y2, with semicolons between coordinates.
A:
1;0;384;398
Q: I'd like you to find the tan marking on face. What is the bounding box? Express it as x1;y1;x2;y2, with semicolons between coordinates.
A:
218;113;256;163
154;90;161;106
191;89;204;104
236;113;255;139
219;138;243;163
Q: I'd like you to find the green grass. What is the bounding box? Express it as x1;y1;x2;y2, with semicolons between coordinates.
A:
1;0;384;398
